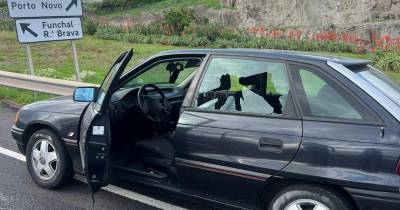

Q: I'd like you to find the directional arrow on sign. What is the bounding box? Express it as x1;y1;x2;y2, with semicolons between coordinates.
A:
66;0;78;12
20;23;38;37
16;18;83;43
8;0;82;18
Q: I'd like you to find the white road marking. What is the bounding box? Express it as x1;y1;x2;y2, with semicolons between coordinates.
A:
0;147;26;162
0;146;187;210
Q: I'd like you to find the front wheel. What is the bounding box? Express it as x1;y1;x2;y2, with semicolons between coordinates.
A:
26;129;73;188
268;184;353;210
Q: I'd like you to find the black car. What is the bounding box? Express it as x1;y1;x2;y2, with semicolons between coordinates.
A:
11;49;400;210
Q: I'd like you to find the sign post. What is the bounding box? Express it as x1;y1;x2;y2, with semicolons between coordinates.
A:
7;0;84;81
25;44;34;75
71;40;80;81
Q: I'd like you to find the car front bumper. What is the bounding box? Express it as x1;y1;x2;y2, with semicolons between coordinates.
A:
10;125;25;154
346;187;400;210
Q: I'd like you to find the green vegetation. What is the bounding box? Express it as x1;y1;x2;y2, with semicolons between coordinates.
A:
0;86;52;105
90;0;221;17
0;19;14;31
85;6;361;54
0;31;180;84
373;50;400;72
83;18;99;35
0;30;180;105
92;24;361;53
1;4;400;105
164;7;196;34
94;0;162;12
0;26;399;105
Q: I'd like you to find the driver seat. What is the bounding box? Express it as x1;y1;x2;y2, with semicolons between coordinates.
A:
133;136;174;171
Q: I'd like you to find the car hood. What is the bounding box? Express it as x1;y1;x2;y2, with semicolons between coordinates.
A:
23;96;89;115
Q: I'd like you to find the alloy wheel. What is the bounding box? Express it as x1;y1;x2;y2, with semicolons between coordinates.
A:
31;139;58;181
284;199;330;210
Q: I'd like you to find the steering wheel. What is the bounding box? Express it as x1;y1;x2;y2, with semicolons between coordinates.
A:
137;84;172;123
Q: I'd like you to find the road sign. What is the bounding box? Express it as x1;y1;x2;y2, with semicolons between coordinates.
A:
16;18;83;43
7;0;82;18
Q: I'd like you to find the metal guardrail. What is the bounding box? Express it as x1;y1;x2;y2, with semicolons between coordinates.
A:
0;71;98;96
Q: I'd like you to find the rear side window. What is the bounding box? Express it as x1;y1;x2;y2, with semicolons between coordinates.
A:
290;64;376;121
194;57;291;116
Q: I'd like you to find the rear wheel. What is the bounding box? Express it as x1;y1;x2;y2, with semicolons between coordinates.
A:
268;184;352;210
26;129;73;188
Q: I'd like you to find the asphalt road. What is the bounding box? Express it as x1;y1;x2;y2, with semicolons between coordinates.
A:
0;107;213;210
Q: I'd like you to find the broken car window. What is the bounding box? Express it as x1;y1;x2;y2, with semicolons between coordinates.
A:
195;57;290;116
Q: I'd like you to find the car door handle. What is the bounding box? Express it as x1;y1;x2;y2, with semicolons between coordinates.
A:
259;137;283;152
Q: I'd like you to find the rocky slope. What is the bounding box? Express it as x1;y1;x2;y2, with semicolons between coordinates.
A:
212;0;400;39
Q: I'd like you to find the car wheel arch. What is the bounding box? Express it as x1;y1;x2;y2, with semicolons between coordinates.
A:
22;123;65;154
257;178;360;210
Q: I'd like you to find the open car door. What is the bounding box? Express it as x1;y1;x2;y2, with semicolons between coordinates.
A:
79;49;133;193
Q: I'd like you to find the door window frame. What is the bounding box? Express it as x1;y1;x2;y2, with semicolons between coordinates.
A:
186;54;300;120
287;62;383;125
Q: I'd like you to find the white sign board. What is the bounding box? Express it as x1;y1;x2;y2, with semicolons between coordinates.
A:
7;0;82;18
16;18;83;43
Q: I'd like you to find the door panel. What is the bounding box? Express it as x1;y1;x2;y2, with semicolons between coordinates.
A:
78;49;133;193
79;103;111;193
174;110;302;208
173;56;302;208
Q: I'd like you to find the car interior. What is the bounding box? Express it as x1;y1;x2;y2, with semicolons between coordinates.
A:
107;56;204;187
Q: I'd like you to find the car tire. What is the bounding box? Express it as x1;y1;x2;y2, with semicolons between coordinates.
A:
268;184;353;210
26;129;73;188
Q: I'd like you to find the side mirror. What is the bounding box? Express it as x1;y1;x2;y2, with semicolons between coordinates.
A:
73;87;97;102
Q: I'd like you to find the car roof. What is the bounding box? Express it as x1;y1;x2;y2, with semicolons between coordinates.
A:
155;48;371;67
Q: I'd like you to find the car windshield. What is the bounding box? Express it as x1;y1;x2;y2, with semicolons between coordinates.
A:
352;66;400;106
123;59;200;88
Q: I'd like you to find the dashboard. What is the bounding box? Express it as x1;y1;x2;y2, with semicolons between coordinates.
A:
109;85;187;123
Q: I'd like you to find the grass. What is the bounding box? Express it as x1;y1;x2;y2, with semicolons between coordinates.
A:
0;31;180;84
0;30;180;105
381;71;400;84
313;51;372;60
0;30;399;105
314;51;400;84
0;86;52;105
93;0;221;18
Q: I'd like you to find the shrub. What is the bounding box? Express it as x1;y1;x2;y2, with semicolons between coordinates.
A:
94;26;125;40
89;18;362;53
130;23;170;36
95;0;131;11
183;24;242;41
95;0;161;11
0;0;6;7
164;7;195;34
0;19;15;31
373;50;400;72
126;33;156;44
83;18;98;35
0;0;7;18
210;38;236;48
